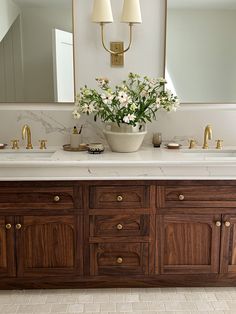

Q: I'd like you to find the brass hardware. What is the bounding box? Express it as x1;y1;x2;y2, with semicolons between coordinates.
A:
202;125;212;149
11;139;19;150
110;42;124;66
215;221;221;227
216;139;223;150
117;195;123;202
189;139;196;149
22;124;33;149
39;140;47;150
178;194;185;201
225;221;231;227
6;224;12;230
15;224;22;230
116;257;123;264
116;223;123;230
54;195;60;202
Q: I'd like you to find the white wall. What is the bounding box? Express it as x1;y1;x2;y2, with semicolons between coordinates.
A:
167;9;236;103
1;0;236;149
0;0;20;42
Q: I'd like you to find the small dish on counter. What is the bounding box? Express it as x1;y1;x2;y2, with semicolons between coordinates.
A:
0;144;7;150
88;143;104;154
165;143;182;149
63;144;88;152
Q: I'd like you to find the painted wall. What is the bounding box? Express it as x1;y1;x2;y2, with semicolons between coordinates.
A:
167;9;236;103
0;0;236;149
0;0;20;42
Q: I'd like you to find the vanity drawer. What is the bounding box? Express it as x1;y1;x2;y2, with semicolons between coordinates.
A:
90;214;150;237
92;242;149;275
162;186;236;208
90;185;150;209
0;187;74;210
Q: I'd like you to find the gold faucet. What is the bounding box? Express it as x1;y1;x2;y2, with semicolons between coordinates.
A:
22;124;33;149
202;125;212;149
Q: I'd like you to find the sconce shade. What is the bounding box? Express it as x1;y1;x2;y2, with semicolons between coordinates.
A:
92;0;114;23
121;0;142;24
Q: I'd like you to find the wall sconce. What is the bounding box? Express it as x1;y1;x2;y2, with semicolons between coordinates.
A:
92;0;142;66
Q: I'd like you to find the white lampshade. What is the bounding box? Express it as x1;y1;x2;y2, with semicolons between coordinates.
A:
91;0;114;23
121;0;142;24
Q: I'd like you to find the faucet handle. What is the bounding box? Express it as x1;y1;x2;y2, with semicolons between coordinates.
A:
39;140;47;150
189;139;196;149
11;139;19;150
216;139;223;149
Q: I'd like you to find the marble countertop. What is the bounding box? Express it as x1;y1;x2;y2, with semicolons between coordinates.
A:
1;146;236;180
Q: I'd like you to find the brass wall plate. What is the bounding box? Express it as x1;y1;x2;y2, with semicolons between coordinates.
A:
110;42;124;67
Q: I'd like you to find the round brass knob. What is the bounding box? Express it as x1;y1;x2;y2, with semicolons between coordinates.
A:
117;224;123;230
116;257;123;264
117;195;123;202
5;224;12;230
54;195;60;202
15;224;22;230
225;221;231;227
215;221;221;227
179;194;185;201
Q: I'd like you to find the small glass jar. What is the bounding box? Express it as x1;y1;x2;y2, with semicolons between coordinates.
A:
152;132;162;147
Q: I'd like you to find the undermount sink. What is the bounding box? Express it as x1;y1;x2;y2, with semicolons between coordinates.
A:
181;149;236;158
0;149;56;161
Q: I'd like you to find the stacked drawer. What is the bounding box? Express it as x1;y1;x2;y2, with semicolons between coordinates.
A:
89;185;153;275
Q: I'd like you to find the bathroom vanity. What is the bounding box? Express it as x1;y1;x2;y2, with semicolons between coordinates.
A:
1;147;236;288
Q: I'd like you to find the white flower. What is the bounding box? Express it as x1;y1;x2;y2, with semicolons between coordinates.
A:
96;78;109;88
101;93;114;105
123;114;136;123
117;91;131;107
81;103;96;114
140;86;150;98
130;103;137;111
72;109;81;119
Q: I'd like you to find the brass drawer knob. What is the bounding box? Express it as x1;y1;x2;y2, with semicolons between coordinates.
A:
116;257;123;264
215;221;221;227
225;221;231;227
117;195;123;202
6;224;12;230
178;194;185;201
116;224;123;230
15;224;22;230
54;195;60;202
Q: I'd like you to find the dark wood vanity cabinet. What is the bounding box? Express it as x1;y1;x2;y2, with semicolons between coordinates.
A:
1;180;236;288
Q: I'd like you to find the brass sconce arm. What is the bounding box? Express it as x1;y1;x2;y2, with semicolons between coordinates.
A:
100;22;133;55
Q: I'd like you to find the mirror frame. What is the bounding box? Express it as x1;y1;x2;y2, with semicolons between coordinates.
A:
164;0;236;106
0;0;76;106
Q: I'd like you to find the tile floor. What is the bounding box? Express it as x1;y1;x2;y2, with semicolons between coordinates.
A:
0;287;236;314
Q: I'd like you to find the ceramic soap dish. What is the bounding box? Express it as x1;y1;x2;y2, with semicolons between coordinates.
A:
0;144;7;150
63;144;88;152
165;143;182;150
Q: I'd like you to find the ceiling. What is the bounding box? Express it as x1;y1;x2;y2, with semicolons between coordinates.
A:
168;0;236;9
12;0;71;9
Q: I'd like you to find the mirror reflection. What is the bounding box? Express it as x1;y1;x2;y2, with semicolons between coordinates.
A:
0;0;74;103
166;0;236;103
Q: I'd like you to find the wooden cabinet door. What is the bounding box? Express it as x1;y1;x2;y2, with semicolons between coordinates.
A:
220;215;236;274
0;216;15;277
159;214;221;274
16;215;80;277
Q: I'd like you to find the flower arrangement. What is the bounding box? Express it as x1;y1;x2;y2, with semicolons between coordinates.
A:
73;73;179;126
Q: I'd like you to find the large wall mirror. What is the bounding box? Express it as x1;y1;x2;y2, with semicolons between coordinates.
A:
165;0;236;103
0;0;75;104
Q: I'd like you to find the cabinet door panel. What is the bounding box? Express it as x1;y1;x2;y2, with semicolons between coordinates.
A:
160;214;221;274
220;215;236;274
0;216;15;277
17;215;80;277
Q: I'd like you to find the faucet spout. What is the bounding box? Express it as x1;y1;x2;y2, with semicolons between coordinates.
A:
202;125;212;149
22;124;33;149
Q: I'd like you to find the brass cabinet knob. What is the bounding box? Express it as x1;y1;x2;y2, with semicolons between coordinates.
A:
117;195;123;202
116;224;123;230
54;195;60;202
6;224;12;230
116;257;123;264
215;221;221;227
178;194;185;201
225;221;231;227
15;224;22;230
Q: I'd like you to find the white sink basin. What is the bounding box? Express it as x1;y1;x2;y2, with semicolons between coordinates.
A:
181;149;236;158
0;149;56;161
